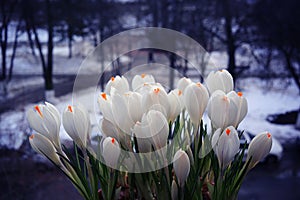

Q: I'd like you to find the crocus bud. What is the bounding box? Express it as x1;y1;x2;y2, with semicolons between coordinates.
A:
207;90;238;130
177;77;192;94
173;149;190;187
100;118;120;140
27;102;61;151
98;92;115;124
142;87;170;118
132;120;152;153
123;91;143;123
184;82;209;126
62;105;91;148
205;69;233;94
212;126;240;169
171;179;178;200
105;75;129;95
102;137;121;168
227;91;248;128
132;74;155;91
246;132;272;169
29;133;62;166
168;89;183;122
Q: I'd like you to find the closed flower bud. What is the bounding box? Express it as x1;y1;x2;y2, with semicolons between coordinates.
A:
171;179;178;200
227;91;248;128
173;149;190;187
27;102;61;151
29;133;62;166
246;132;272;169
102;137;121;168
177;77;192;94
100;118;120;140
132;74;155;91
105;75;129;95
98;92;115;124
62;105;91;148
212;126;240;169
184;82;209;126
168;89;183;122
205;69;233;94
207;90;238;130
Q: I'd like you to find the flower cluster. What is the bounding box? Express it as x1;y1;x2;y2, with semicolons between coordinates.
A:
27;69;272;200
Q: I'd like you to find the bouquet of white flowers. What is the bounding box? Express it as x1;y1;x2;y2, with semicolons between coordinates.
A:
27;69;272;200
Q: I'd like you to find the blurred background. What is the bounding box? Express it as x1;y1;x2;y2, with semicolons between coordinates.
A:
0;0;300;199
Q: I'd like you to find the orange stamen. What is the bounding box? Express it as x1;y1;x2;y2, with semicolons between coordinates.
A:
141;73;146;78
219;69;223;72
29;134;34;139
112;138;115;144
267;132;271;138
223;96;228;101
111;76;115;81
34;105;43;117
196;82;201;87
237;92;243;97
226;128;231;135
68;105;73;113
178;90;182;96
101;93;107;100
154;88;160;94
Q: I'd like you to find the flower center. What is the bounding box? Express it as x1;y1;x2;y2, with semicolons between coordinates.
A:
141;73;146;78
111;76;115;81
237;92;243;97
154;88;160;94
34;105;43;117
226;128;231;135
111;138;115;144
101;93;107;100
178;90;182;96
68;105;73;113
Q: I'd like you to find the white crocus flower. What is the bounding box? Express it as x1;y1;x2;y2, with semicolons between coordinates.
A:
102;137;121;168
205;69;233;94
29;133;62;166
173;149;190;187
111;93;135;134
184;82;209;126
177;77;192;94
105;75;129;95
171;179;178;200
207;90;238;130
142;87;170;118
168;89;183;122
132;74;155;91
132;120;152;153
62;105;91;148
123;91;143;123
227;91;248;128
27;102;61;151
246;132;272;169
212;126;240;169
100;118;120;140
98;92;115;124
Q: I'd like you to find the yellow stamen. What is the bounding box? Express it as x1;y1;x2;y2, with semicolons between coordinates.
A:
68;105;73;113
141;74;146;78
29;134;34;139
101;93;107;100
226;128;231;135
34;105;43;117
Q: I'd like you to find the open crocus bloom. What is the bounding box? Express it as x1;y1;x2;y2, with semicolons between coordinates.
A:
173;149;190;187
27;102;61;151
62;105;91;148
184;82;209;126
205;69;233;94
246;132;272;169
212;126;240;169
132;74;155;91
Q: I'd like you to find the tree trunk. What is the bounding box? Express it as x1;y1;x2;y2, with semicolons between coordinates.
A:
223;0;236;82
8;19;21;81
45;0;54;91
0;23;8;80
67;24;73;58
282;49;300;93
